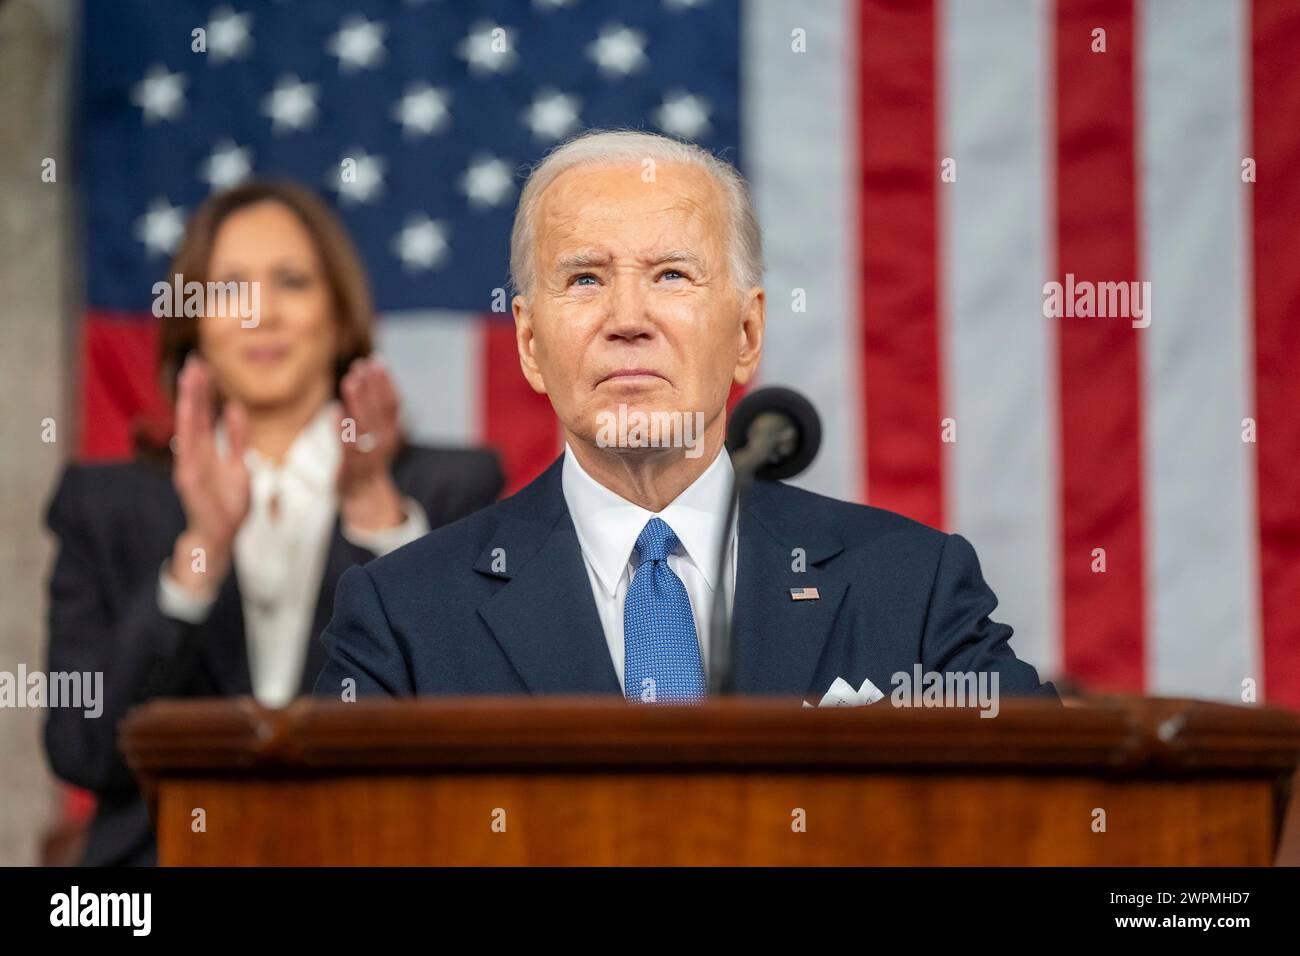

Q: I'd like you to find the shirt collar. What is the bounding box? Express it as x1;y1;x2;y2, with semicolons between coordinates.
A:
561;441;735;598
226;400;341;494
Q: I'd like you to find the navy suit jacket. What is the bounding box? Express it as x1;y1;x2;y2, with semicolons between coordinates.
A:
316;454;1056;701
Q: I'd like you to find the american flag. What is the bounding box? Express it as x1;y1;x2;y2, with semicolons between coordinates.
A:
77;0;1300;707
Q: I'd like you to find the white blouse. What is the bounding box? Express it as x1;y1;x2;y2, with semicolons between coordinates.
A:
157;402;428;707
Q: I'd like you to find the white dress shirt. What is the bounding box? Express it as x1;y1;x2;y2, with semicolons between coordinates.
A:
157;401;429;708
561;443;737;688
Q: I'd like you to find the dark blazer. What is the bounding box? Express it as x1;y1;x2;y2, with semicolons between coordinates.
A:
44;443;503;866
316;454;1056;702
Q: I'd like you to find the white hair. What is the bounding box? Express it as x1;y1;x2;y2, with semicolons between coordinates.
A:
509;128;763;296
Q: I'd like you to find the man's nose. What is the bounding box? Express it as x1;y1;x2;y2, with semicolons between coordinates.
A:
604;275;654;340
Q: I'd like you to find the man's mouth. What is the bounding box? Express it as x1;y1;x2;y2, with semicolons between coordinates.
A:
596;368;665;386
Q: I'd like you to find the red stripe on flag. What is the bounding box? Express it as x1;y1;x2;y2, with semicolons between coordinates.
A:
1053;0;1148;692
1250;0;1300;709
857;0;945;528
726;380;748;416
480;317;561;496
79;311;165;461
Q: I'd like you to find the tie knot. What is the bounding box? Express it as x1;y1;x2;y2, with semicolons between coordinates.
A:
634;517;680;565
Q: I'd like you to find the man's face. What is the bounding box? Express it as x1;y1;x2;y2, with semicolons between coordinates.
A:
513;161;764;458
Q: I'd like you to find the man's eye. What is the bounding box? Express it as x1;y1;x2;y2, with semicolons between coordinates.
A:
658;269;686;281
570;274;598;287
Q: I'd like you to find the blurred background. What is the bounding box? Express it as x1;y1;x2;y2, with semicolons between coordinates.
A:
1;0;1296;864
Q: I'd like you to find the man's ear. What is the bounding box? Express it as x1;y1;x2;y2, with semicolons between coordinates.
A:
513;295;548;395
733;286;765;387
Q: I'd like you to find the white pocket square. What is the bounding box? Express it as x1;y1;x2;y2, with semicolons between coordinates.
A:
802;676;886;708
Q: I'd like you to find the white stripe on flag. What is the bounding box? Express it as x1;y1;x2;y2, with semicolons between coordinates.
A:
376;310;482;446
742;0;861;501
940;0;1060;677
1138;0;1260;701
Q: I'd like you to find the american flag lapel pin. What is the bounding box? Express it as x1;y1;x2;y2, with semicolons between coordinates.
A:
789;587;820;601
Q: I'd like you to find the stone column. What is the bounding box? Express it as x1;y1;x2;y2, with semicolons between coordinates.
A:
0;0;76;866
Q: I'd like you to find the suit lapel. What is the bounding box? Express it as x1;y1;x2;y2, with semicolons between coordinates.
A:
150;461;250;697
474;459;621;695
468;457;850;699
731;480;848;696
199;571;253;695
299;519;369;695
197;520;364;698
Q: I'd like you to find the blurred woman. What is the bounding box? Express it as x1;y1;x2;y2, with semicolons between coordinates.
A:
44;181;503;865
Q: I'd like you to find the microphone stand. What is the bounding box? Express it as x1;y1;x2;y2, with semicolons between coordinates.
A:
708;416;799;696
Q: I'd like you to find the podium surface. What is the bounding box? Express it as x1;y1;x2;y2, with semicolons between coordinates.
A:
119;696;1300;866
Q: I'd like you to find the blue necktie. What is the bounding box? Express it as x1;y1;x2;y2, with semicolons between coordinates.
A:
623;517;706;703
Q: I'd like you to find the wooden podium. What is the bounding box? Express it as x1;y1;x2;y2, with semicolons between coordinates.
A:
119;696;1300;866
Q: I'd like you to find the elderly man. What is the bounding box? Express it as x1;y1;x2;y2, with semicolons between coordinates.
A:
316;129;1054;704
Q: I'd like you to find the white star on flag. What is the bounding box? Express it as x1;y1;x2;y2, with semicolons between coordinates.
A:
131;65;187;124
205;6;253;63
391;215;451;271
334;149;386;205
457;21;519;76
134;197;186;257
587;24;648;78
262;75;319;132
522;89;582;141
392;82;451;138
460;154;516;209
327;15;387;72
654;90;712;139
198;140;253;191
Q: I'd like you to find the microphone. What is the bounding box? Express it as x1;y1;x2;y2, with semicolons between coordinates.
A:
724;386;823;480
708;387;822;694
